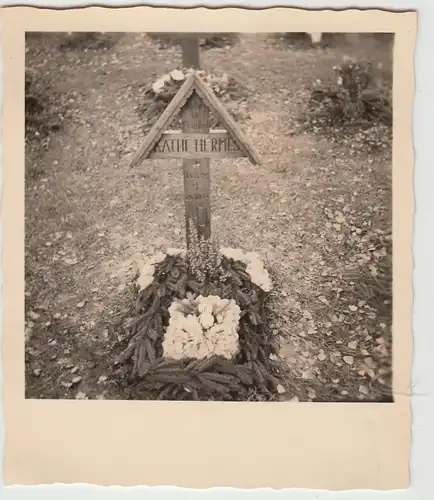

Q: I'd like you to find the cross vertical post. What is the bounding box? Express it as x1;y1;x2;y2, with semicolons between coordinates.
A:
181;36;200;69
181;92;211;248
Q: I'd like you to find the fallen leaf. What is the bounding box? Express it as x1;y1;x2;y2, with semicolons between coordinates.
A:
63;258;78;266
76;301;86;308
301;370;314;380
317;352;327;361
25;327;33;342
28;311;40;320
71;376;82;385
318;295;329;304
303;310;313;320
359;385;369;395
343;356;354;365
348;340;358;349
276;384;286;394
348;305;358;312
364;357;374;368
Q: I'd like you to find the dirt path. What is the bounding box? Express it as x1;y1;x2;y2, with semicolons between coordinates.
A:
25;33;393;401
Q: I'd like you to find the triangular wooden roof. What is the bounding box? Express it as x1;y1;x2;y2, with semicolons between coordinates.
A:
130;72;261;167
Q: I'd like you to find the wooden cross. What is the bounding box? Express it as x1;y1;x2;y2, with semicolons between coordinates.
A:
181;36;200;69
131;71;261;248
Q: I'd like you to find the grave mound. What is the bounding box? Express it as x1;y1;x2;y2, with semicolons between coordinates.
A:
136;68;250;134
148;33;239;50
114;244;288;401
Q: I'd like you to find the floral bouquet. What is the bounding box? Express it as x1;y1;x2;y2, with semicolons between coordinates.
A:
116;241;285;401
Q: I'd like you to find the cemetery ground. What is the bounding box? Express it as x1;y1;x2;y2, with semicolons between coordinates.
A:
25;33;393;402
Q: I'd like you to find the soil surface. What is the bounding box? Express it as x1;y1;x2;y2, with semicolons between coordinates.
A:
25;33;393;402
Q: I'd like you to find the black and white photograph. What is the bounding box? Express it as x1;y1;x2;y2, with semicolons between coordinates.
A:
25;30;394;403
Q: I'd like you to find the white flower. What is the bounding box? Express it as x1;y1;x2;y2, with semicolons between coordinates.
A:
162;296;240;360
337;76;343;86
199;312;214;329
137;273;154;292
219;247;272;293
220;247;244;261
141;263;155;276
148;251;166;265
166;248;186;257
245;251;261;262
136;249;170;292
197;303;206;314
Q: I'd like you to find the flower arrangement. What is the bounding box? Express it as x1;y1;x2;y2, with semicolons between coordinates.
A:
162;295;241;360
137;248;185;292
118;244;286;401
186;226;231;283
220;247;272;292
137;246;272;294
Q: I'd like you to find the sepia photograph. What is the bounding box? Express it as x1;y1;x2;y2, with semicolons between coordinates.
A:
24;30;394;403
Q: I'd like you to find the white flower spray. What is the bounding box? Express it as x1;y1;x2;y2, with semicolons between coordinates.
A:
137;251;166;291
220;247;272;292
162;295;241;360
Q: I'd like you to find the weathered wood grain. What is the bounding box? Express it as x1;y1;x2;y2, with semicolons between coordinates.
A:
182;93;211;245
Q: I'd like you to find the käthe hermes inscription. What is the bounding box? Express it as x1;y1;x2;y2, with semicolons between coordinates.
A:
149;131;243;159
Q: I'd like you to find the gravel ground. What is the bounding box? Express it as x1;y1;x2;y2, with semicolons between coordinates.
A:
25;33;393;402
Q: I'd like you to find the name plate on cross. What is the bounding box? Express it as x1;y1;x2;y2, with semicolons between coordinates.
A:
149;131;243;159
130;71;261;246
